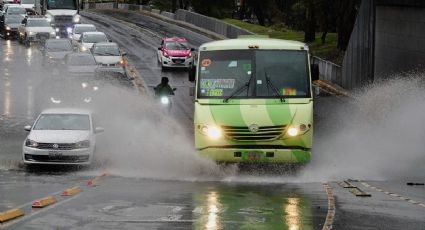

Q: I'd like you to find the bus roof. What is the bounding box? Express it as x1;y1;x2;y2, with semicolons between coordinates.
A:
200;38;308;51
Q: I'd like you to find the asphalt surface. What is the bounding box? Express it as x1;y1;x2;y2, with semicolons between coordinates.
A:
0;9;424;230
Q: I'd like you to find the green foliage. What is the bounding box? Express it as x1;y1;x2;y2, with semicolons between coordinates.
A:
223;18;343;65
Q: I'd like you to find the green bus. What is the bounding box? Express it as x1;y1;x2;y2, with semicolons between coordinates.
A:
189;36;319;164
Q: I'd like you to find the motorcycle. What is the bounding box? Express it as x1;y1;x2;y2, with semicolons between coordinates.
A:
156;88;176;113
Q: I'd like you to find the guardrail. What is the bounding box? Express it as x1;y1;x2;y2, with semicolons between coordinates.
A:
313;56;343;87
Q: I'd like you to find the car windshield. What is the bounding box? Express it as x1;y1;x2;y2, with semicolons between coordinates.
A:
74;26;96;34
6;7;26;14
33;114;90;130
46;40;72;51
5;16;23;23
46;0;77;10
20;0;34;4
27;19;50;27
82;34;108;43
197;50;310;99
68;55;96;66
93;45;120;56
165;42;189;50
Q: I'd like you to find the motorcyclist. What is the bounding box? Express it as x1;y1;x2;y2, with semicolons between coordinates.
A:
154;77;175;96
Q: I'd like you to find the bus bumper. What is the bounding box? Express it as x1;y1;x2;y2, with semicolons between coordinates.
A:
198;147;311;164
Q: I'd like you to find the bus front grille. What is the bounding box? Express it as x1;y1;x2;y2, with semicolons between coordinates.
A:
222;125;286;141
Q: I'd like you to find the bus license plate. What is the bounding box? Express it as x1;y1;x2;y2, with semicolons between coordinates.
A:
246;152;262;161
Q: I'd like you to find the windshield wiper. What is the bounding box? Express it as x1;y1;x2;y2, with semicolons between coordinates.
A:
223;73;254;103
264;70;285;102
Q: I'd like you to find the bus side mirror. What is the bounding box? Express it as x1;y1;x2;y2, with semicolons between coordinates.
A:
188;66;196;82
311;64;319;81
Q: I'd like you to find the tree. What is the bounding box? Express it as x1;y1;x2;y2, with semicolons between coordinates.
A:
303;0;315;43
336;0;359;50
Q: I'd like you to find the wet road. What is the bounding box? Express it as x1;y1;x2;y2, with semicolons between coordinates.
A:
0;8;425;230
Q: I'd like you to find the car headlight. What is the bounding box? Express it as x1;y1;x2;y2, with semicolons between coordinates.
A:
287;127;299;137
46;17;52;22
50;31;56;36
160;96;169;105
55;28;59;32
73;15;81;23
66;27;72;34
25;139;39;148
5;26;11;30
75;140;90;148
200;125;222;140
81;46;87;52
29;31;34;35
118;59;125;65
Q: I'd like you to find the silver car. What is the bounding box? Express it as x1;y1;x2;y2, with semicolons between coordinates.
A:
23;108;104;165
64;52;98;76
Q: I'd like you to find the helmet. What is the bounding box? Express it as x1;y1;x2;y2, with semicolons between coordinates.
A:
161;77;169;85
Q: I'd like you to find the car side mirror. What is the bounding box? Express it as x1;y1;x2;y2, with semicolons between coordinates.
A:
188;66;196;82
157;47;162;51
122;52;127;56
190;48;195;51
24;125;31;131
311;63;319;81
108;39;112;42
172;88;177;91
94;127;104;134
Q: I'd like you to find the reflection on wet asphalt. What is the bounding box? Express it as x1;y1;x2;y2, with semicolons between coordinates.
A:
8;177;327;230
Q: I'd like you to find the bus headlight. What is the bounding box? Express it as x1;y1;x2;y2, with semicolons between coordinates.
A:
201;125;222;140
5;26;11;30
287;127;299;137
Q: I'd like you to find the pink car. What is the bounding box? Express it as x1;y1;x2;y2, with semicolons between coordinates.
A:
157;37;195;70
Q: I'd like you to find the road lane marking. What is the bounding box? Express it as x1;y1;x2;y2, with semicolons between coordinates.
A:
361;182;425;209
0;208;24;223
32;196;57;208
0;173;109;228
61;187;82;196
322;182;335;230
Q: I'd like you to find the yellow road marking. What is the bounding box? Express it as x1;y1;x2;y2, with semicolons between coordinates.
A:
62;187;82;196
322;182;335;230
0;208;24;223
32;196;57;208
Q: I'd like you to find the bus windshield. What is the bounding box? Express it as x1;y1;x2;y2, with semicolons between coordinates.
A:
47;0;77;10
197;50;310;99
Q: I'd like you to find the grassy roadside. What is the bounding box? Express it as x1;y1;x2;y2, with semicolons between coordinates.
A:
223;19;343;65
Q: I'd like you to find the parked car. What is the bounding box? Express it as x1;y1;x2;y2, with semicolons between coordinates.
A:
70;24;96;43
22;108;104;165
64;52;98;76
42;38;74;66
157;37;195;70
18;17;56;46
78;31;108;52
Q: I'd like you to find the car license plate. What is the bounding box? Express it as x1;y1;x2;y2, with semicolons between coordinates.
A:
49;151;63;157
244;152;263;161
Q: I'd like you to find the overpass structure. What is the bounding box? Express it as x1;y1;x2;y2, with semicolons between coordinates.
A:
343;0;425;89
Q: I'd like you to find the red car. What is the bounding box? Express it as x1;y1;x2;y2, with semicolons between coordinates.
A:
157;37;195;70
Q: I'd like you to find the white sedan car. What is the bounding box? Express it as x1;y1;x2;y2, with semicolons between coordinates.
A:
70;24;96;43
79;31;109;52
18;17;56;45
22;108;104;165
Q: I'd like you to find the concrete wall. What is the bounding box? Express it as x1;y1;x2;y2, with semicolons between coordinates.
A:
343;0;425;88
341;0;375;89
374;6;425;78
